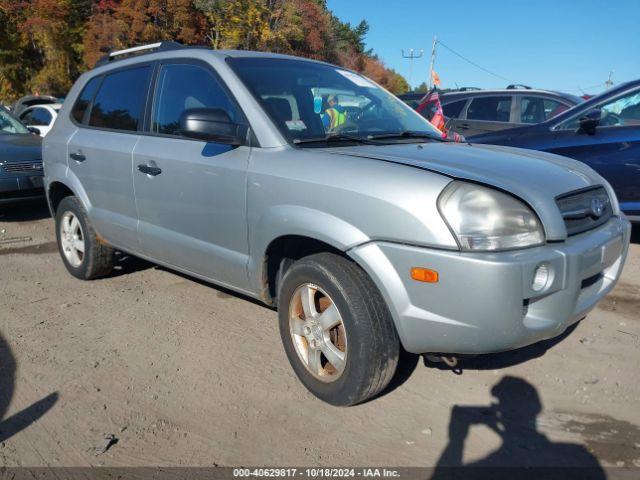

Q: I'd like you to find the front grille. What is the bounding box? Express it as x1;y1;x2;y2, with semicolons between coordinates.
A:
556;186;612;236
1;160;43;173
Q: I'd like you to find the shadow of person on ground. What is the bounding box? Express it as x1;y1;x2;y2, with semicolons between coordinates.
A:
0;332;58;443
431;376;605;480
0;200;50;222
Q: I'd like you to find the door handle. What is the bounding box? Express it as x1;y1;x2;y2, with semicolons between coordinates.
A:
69;152;86;162
137;164;162;176
458;123;471;130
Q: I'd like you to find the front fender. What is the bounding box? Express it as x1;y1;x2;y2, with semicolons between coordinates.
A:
248;205;370;294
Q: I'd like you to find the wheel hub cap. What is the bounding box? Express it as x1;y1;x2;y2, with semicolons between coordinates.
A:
59;211;85;268
288;283;347;383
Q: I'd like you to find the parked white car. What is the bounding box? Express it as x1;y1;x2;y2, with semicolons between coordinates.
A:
19;103;62;136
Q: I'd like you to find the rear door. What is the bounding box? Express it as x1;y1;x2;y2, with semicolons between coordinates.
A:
457;95;513;136
132;60;251;290
67;64;152;252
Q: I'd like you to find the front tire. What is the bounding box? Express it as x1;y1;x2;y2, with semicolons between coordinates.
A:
278;253;399;406
55;196;114;280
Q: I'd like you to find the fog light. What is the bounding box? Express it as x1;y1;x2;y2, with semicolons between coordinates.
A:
531;263;550;292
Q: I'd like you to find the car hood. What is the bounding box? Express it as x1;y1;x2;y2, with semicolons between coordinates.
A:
328;141;611;240
0;134;42;163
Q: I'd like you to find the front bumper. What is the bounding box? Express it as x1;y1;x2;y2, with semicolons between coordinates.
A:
348;216;631;354
0;175;45;205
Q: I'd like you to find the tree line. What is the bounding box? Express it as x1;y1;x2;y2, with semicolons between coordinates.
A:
0;0;409;102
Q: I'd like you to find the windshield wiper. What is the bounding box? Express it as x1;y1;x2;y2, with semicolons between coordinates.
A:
366;130;448;142
293;133;378;146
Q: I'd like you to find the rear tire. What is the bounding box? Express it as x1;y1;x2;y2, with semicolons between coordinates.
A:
278;252;399;406
55;196;114;280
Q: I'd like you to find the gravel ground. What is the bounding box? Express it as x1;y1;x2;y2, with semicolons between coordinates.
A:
0;202;639;468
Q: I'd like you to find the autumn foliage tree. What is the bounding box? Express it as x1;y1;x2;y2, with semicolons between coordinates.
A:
0;0;409;102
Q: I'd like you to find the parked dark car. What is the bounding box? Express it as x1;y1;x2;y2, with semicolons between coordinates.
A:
396;92;427;109
0;106;44;206
412;86;582;137
470;80;640;222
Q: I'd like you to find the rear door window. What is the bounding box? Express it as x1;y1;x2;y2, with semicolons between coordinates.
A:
467;96;512;122
89;66;151;131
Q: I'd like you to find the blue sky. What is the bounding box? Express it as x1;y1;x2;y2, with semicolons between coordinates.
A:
326;0;640;94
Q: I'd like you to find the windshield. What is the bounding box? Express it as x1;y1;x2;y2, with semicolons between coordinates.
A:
227;57;442;145
0;107;29;134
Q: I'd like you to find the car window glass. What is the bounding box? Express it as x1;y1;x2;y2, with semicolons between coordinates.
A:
19;111;33;124
442;100;466;119
228;57;441;144
560;89;640;130
0;108;29;134
153;63;237;136
89;67;150;131
544;99;569;119
71;76;101;124
29;108;52;126
520;97;567;123
601;90;640;126
467;96;511;122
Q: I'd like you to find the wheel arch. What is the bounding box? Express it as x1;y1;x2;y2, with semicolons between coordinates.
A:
47;181;76;215
45;168;92;216
250;206;371;304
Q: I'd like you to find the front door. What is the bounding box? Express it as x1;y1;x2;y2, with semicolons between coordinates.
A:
132;61;251;290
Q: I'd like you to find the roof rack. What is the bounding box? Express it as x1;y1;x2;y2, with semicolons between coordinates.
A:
506;84;532;90
94;41;184;67
456;87;481;91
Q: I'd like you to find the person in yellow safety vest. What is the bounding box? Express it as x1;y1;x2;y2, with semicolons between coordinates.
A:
322;94;347;131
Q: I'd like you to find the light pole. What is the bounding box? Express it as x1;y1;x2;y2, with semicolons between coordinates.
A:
401;48;424;89
428;36;437;90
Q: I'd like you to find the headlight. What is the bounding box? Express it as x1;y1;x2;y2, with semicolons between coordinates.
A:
438;181;544;251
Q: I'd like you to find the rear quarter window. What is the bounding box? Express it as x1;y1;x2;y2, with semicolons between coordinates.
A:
71;76;101;124
442;99;466;119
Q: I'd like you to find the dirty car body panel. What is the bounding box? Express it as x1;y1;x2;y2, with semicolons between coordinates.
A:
43;47;631;357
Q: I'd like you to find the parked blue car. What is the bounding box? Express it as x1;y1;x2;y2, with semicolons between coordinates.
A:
470;80;640;222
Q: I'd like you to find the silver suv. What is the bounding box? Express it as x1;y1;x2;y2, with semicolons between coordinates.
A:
43;43;631;405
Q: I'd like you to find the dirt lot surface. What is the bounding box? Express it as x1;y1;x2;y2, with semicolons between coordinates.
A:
1;203;639;469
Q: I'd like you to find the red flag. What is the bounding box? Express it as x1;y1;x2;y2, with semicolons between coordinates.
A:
417;89;464;143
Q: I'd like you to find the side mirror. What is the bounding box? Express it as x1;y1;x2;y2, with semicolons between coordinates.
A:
179;108;246;145
578;108;601;135
28;126;41;135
